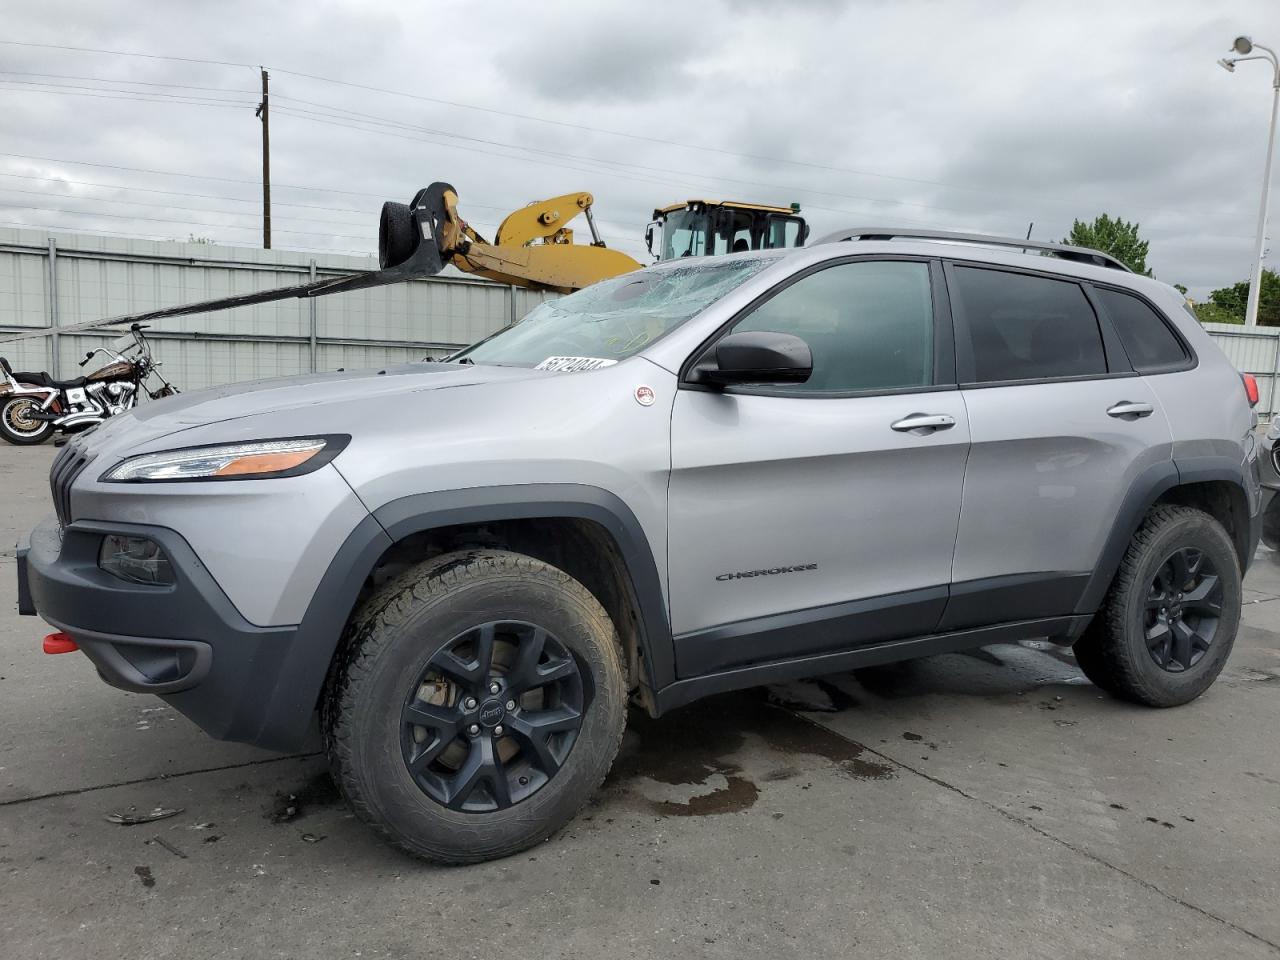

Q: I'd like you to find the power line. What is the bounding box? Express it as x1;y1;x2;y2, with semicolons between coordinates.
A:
0;152;391;198
0;69;257;95
0;219;374;257
0;187;368;227
0;39;254;69
2;41;1243;229
0;167;617;223
0;202;377;241
0;37;1050;197
268;106;967;232
0;83;254;109
0;171;370;214
269;100;976;220
0;196;641;248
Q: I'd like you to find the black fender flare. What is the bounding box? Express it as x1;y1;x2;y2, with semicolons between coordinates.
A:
254;484;673;749
1075;455;1256;616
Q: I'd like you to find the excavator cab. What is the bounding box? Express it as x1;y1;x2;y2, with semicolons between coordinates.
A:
645;200;808;261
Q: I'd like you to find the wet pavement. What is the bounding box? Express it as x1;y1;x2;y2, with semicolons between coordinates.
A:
2;443;1279;958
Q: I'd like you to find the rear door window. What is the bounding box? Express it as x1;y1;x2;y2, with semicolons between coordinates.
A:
950;266;1108;383
1094;287;1188;372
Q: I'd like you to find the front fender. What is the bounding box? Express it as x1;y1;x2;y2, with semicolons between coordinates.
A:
253;483;674;749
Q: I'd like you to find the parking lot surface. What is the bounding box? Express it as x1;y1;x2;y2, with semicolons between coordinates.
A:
2;443;1279;959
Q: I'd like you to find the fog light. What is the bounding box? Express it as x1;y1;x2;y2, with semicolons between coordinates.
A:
99;535;174;585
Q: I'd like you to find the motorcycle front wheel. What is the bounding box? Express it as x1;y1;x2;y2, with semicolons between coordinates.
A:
0;396;54;445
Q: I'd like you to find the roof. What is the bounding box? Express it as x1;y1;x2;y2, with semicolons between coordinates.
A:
652;200;802;218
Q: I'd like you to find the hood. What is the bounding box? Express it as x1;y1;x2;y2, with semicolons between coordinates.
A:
76;361;543;457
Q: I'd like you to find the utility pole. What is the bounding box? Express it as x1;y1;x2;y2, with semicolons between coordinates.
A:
1219;37;1279;326
255;68;272;249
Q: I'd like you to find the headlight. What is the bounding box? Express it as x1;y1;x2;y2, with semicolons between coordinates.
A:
100;436;348;482
99;535;174;585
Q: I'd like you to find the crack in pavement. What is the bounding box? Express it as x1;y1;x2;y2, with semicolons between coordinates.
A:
788;709;1280;956
0;751;321;808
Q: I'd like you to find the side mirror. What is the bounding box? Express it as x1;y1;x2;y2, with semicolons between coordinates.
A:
644;220;660;259
693;330;812;387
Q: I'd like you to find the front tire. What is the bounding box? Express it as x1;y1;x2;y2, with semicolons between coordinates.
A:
0;396;53;445
1073;505;1241;707
324;550;627;864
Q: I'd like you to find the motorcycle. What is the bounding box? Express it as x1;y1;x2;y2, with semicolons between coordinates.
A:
0;324;178;445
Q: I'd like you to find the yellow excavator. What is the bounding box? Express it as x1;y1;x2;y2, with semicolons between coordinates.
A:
0;182;810;342
378;182;808;293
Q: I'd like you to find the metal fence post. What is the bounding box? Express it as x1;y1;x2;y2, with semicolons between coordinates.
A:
46;237;59;377
308;258;318;372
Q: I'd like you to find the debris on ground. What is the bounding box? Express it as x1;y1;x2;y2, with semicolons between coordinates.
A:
267;772;340;824
105;806;184;826
271;795;301;823
300;832;326;843
133;865;155;888
146;836;188;859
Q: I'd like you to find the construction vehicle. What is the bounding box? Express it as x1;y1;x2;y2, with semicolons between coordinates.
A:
380;186;808;291
380;184;643;294
645;200;809;261
0;182;811;345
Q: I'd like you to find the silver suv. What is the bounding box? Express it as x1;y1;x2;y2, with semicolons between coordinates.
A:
17;227;1261;863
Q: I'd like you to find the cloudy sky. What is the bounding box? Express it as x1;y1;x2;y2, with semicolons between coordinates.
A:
0;0;1276;298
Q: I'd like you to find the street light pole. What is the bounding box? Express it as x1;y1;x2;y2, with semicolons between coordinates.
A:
1221;37;1280;327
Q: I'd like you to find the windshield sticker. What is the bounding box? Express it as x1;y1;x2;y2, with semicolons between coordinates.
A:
535;356;619;373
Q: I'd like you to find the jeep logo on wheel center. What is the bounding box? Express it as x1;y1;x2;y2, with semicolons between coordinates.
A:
477;699;505;727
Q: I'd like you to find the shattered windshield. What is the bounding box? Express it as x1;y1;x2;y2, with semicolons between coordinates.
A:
452;258;773;368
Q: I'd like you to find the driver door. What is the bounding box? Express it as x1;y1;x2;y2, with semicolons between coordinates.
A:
666;257;970;677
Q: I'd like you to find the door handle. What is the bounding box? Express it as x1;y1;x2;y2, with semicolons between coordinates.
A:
1106;401;1154;419
890;413;956;433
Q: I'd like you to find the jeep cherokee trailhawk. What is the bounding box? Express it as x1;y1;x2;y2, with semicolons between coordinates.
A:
17;227;1261;863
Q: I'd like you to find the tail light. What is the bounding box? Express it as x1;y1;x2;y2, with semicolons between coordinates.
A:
1242;373;1260;407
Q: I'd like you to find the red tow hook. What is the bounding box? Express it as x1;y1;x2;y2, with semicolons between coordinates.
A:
43;632;78;654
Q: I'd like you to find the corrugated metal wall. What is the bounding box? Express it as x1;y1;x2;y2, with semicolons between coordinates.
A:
0;227;557;390
1202;322;1280;419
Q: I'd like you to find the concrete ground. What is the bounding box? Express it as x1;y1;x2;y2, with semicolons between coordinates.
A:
1;443;1278;960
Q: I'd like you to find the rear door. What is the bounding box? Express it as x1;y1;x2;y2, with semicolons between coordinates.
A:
667;257;970;676
943;263;1173;630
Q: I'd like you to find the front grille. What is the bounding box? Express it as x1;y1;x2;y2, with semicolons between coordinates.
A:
49;444;90;526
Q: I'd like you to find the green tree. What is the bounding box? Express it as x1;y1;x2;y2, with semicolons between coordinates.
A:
1193;302;1243;325
1203;269;1280;327
1062;214;1151;275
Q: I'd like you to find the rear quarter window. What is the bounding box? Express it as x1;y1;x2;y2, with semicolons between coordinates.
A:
1094;287;1189;373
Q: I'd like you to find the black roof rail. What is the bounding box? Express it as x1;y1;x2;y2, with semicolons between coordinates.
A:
812;226;1131;272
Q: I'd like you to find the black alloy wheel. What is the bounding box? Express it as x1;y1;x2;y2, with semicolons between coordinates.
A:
400;620;586;812
1143;546;1223;673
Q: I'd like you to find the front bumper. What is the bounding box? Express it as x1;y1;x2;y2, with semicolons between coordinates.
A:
18;514;305;749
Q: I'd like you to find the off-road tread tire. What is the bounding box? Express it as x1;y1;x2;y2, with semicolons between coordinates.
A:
323;549;627;864
1073;505;1240;707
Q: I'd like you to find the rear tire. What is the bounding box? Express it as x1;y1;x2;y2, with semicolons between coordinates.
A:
324;549;627;864
1073;505;1240;707
0;396;53;445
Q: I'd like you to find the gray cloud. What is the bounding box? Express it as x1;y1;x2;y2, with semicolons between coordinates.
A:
0;0;1275;297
